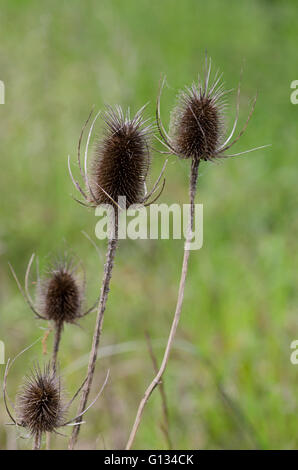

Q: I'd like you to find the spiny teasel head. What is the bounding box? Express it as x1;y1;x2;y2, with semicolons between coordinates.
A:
157;56;268;162
169;82;224;161
16;363;65;436
38;255;84;325
69;104;167;210
8;253;97;325
90;105;152;208
3;351;110;449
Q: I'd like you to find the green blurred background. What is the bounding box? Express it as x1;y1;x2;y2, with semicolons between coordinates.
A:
0;0;297;450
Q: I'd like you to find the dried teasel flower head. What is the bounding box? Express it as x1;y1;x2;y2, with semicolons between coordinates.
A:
37;255;86;325
3;341;110;450
169;81;224;161
157;56;269;162
9;253;97;334
90;105;152;209
68;104;167;211
16;363;65;436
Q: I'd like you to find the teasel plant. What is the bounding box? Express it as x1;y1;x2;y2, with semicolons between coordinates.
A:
67;104;167;448
126;56;270;449
8;253;97;373
3;343;109;450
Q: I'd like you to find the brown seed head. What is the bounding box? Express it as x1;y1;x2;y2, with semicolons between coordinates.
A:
90;105;152;208
170;84;223;160
38;257;83;325
158;58;265;163
169;79;225;161
17;364;65;436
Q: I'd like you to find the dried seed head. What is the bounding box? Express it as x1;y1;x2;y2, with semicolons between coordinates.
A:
158;57;266;163
17;364;65;436
170;83;223;160
38;257;83;325
90;105;152;208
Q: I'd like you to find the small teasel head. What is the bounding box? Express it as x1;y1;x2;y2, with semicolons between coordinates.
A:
3;344;109;449
90;105;152;208
16;363;65;436
9;252;97;327
157;56;268;162
169;81;224;161
38;255;84;325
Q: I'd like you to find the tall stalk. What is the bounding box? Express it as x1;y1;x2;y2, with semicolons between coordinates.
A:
69;214;118;449
52;322;62;373
126;159;199;449
67;104;164;448
33;431;41;450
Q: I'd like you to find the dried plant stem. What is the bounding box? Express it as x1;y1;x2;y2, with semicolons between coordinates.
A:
48;323;62;452
69;213;118;449
33;431;41;450
126;159;199;450
42;322;63;450
145;331;172;450
52;322;62;373
45;432;51;450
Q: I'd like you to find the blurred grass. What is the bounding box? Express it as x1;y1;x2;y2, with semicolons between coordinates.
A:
0;0;298;450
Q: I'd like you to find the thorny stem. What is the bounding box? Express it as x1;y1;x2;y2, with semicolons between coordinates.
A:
44;321;63;450
33;431;41;450
52;322;63;374
126;158;200;450
69;212;118;449
46;432;51;450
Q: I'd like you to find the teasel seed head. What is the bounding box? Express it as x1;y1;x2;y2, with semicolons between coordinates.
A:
169;83;223;161
157;57;268;162
38;256;84;325
16;363;65;436
69;104;167;210
90;105;152;208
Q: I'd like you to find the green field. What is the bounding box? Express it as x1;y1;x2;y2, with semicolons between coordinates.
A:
0;0;297;449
